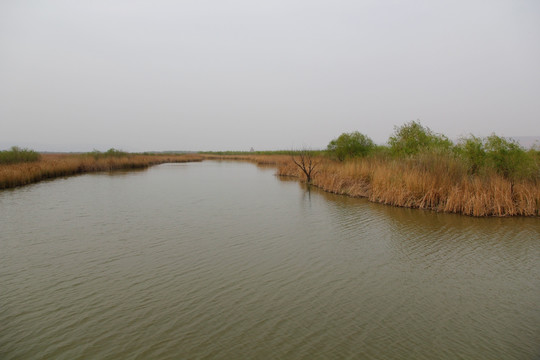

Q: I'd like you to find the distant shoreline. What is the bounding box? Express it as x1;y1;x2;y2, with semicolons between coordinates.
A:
2;152;538;217
202;154;539;218
0;153;203;190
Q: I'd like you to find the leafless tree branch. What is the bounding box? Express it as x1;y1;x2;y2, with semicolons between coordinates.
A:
291;148;319;183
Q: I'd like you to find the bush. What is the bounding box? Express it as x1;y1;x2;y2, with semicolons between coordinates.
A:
87;148;130;159
456;134;538;180
455;135;486;175
483;134;535;180
388;121;452;156
0;146;40;164
327;131;375;161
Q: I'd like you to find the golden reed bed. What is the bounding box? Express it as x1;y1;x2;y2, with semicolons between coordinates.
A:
2;153;538;216
0;153;203;190
201;154;540;217
277;156;539;217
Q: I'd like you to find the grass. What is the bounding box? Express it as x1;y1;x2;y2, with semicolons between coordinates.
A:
201;144;539;216
0;146;40;164
200;153;291;166
0;152;203;189
277;153;539;217
85;148;131;159
2;133;538;216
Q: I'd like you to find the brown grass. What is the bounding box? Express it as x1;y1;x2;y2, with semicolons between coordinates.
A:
0;153;203;189
277;155;539;217
200;154;291;167
4;152;538;216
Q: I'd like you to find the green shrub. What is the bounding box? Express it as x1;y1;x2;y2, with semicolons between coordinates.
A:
455;135;486;175
456;134;538;180
327;131;375;161
87;148;130;159
483;134;535;180
0;146;40;164
388;121;452;156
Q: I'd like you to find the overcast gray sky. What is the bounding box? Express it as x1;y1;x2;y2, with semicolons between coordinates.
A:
1;0;539;152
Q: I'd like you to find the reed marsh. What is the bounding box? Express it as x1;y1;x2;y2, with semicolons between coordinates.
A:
203;122;539;217
277;154;539;217
0;146;41;164
3;121;538;217
0;152;203;189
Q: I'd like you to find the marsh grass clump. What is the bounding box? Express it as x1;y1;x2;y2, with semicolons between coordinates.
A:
276;121;539;216
0;153;203;189
277;153;539;216
0;146;40;164
86;148;130;159
200;153;292;167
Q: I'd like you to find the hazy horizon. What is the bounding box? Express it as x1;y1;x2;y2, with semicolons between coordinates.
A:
1;1;539;152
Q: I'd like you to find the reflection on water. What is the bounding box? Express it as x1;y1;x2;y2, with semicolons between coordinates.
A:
1;161;539;359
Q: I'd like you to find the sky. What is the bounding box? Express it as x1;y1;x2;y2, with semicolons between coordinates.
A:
1;0;539;152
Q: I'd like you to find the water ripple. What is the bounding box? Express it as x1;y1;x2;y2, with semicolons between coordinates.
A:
1;162;539;359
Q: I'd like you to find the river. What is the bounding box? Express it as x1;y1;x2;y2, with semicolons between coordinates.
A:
1;161;539;359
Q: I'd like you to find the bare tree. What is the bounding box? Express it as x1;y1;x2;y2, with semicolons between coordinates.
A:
291;148;320;184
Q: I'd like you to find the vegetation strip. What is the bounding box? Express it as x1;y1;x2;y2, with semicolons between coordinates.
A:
2;122;539;216
0;146;41;165
199;153;539;217
278;156;539;217
202;121;539;217
0;152;203;189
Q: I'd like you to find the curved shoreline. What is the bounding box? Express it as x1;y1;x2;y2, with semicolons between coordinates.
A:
198;153;540;217
199;154;540;217
275;160;539;218
2;153;538;217
0;153;203;190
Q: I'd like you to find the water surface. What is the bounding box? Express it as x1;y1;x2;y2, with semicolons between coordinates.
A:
1;161;539;359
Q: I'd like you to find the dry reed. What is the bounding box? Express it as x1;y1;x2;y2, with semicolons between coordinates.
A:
201;154;291;167
277;155;539;217
0;153;203;189
4;152;538;216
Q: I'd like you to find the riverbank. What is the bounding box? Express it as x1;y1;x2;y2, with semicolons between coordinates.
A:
200;153;290;166
0;153;203;189
202;153;539;217
3;157;538;360
2;152;538;216
276;155;539;217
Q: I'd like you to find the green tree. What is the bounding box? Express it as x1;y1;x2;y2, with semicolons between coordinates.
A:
327;131;374;161
483;134;533;180
388;121;452;156
456;135;486;175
